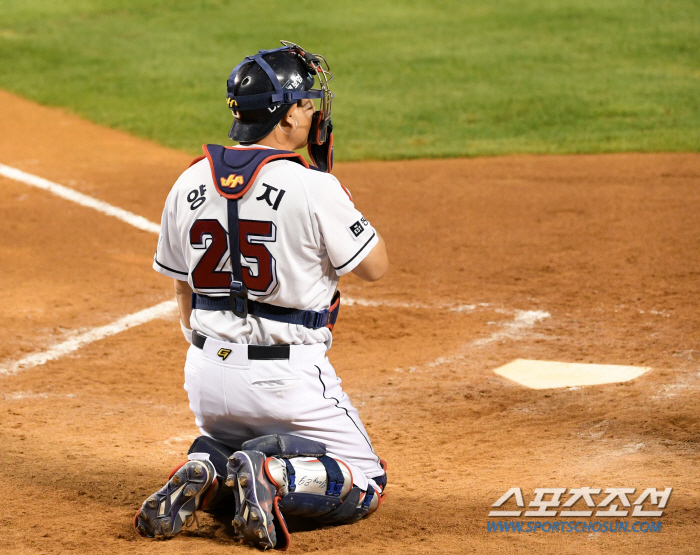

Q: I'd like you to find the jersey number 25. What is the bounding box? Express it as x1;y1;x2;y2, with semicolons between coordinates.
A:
189;219;278;295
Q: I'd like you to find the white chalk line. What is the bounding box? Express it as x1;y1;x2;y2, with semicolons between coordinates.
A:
0;296;490;377
0;300;177;376
3;390;77;401
343;296;489;312
472;309;550;346
0;163;546;377
0;164;170;376
395;310;551;373
0;163;160;234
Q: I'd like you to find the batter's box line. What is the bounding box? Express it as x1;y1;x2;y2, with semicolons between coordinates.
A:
0;300;178;377
1;162;493;313
343;296;491;312
0;163;161;234
0;162;519;375
0;297;499;377
393;309;551;374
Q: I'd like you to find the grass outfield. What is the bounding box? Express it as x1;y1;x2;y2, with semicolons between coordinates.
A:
0;0;698;160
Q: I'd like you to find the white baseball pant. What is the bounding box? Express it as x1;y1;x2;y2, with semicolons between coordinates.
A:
183;337;384;491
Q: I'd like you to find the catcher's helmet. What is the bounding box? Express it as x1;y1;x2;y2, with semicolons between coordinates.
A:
226;41;333;145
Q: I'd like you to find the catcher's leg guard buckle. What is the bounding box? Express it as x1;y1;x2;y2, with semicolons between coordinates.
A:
317;455;344;497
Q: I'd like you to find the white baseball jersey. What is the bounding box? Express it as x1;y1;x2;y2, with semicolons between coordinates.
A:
153;144;378;346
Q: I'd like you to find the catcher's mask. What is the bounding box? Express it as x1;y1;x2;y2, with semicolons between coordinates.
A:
226;40;334;145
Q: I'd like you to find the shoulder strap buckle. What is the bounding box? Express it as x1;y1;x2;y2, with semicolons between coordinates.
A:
229;281;249;319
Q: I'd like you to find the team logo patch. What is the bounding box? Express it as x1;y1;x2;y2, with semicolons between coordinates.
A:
283;71;304;90
217;348;232;361
346;217;370;240
221;174;245;189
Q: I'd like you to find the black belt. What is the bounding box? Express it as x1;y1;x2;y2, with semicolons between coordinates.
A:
192;330;290;360
191;290;340;330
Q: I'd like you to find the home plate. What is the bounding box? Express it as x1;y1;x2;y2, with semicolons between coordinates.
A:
493;359;651;389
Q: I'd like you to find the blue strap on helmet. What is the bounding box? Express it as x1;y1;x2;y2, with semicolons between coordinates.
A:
227;46;323;111
229;90;323;110
227;46;289;94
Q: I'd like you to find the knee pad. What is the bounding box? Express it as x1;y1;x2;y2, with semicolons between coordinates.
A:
242;433;327;458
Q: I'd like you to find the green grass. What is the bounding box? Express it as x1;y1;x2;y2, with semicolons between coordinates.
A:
0;0;698;160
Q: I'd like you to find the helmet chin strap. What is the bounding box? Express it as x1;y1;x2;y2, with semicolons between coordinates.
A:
277;117;298;136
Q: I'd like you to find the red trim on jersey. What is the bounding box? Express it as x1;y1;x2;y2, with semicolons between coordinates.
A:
340;183;353;201
188;155;206;168
202;144;220;196
224;146;285;151
244;153;309;198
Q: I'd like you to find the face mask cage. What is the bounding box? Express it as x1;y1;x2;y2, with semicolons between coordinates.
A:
280;40;334;125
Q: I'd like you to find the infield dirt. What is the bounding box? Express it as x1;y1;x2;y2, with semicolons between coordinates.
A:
1;90;699;554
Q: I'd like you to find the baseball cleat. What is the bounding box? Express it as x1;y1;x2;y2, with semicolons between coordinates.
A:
134;459;217;539
227;451;278;550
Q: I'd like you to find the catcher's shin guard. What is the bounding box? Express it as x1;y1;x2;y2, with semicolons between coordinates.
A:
134;458;218;539
266;456;382;523
226;434;383;550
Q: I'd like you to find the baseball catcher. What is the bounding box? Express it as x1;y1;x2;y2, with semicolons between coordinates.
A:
134;41;389;550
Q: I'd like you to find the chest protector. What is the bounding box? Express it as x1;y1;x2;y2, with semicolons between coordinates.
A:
191;144;340;331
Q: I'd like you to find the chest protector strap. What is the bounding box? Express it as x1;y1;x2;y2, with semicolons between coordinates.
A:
196;144;340;331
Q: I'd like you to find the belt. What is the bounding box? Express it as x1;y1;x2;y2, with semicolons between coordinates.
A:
192;330;290;360
191;290;340;331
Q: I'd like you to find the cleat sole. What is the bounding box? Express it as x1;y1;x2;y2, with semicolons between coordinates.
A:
134;460;215;540
227;451;277;549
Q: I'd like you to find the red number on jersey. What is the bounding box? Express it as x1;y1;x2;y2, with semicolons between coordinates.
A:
189;219;230;289
189;219;278;295
239;220;278;295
